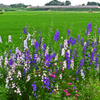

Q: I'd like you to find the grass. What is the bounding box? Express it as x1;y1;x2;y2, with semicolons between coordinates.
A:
0;11;100;53
0;11;100;99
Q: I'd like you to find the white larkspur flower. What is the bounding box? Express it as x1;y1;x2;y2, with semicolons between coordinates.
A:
27;33;31;40
67;50;70;57
70;59;74;69
61;48;65;57
97;64;99;71
59;73;62;79
31;39;34;45
37;57;40;63
63;60;67;70
54;53;58;61
45;46;49;56
16;87;21;94
0;56;3;60
64;39;68;50
56;84;59;90
15;47;19;54
23;39;28;50
8;35;12;42
6;78;9;84
61;37;63;39
0;36;2;43
84;42;86;46
27;75;30;81
17;70;21;78
81;69;85;80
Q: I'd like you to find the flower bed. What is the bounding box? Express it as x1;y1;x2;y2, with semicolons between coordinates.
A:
0;22;100;99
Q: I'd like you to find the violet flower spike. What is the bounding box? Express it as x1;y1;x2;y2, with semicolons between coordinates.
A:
98;28;100;35
32;84;37;91
24;27;27;34
67;29;70;36
54;30;59;42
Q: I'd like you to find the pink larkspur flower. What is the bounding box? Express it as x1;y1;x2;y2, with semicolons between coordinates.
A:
68;82;72;85
76;94;79;96
49;74;55;78
66;93;70;96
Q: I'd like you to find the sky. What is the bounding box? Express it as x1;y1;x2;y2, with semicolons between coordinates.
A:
0;0;100;6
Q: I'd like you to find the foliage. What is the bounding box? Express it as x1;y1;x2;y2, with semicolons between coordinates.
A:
87;1;100;6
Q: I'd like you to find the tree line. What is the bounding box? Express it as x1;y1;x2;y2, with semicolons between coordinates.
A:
45;0;100;6
0;1;100;8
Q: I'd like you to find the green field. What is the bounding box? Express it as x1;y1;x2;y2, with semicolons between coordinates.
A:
0;11;100;53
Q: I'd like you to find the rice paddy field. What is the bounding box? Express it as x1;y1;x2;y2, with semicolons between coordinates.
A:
0;11;100;52
0;11;100;100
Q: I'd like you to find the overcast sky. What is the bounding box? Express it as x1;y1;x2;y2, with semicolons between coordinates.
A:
0;0;100;6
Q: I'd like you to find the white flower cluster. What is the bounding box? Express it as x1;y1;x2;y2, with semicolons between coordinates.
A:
14;87;21;95
63;60;67;70
0;56;3;67
64;39;68;50
8;35;12;42
70;59;74;69
26;75;30;82
17;70;22;79
0;36;2;43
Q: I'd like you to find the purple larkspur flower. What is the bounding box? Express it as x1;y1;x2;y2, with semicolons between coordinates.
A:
91;42;94;47
67;29;70;36
79;58;84;67
9;59;13;65
71;54;74;60
24;27;27;34
43;43;46;50
43;78;49;86
26;50;30;54
77;35;80;42
95;57;99;66
35;41;39;49
82;45;86;57
23;69;26;76
81;37;83;45
73;37;76;44
86;39;89;47
45;54;49;61
88;52;90;57
67;58;70;70
32;84;37;91
87;22;92;32
39;31;41;33
54;30;59;42
98;28;100;35
46;61;50;67
91;52;95;61
93;48;97;52
76;77;78;81
39;35;42;47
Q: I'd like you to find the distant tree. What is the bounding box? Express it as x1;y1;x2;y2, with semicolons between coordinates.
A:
87;1;98;5
82;3;85;6
10;3;27;8
65;0;71;6
45;0;62;6
60;2;64;5
45;0;71;6
53;0;57;1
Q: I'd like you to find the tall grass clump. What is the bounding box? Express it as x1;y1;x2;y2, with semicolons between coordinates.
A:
0;22;100;100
